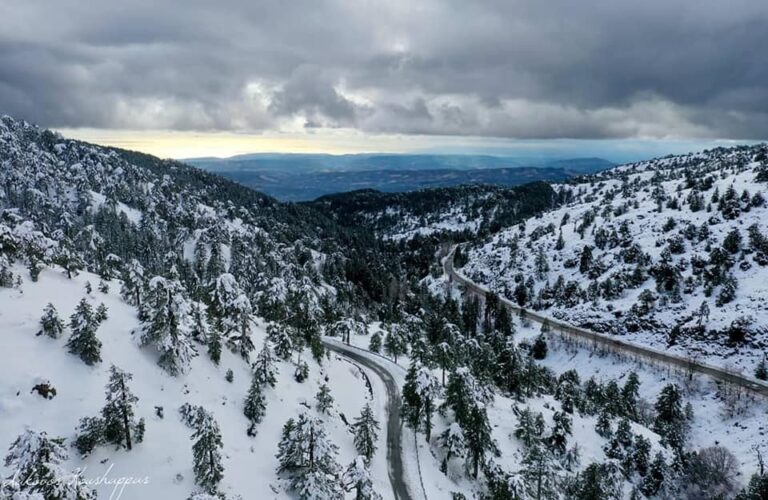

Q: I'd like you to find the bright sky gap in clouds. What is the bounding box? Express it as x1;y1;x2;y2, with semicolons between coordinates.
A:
2;0;767;160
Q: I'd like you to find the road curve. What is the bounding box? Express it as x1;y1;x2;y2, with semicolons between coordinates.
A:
444;246;768;397
323;340;416;500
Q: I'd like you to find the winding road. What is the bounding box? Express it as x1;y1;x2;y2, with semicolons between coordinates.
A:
444;246;768;397
323;340;416;500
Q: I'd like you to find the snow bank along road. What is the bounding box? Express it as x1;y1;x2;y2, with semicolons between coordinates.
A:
445;246;768;397
323;339;416;500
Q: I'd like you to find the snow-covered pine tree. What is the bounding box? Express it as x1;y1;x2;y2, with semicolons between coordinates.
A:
102;365;145;451
244;373;267;436
464;402;495;479
38;303;64;338
2;429;95;499
191;410;225;495
316;383;334;414
653;383;689;453
438;422;465;474
252;341;277;388
368;331;382;353
413;366;439;441
548;411;572;456
206;242;225;280
55;238;84;279
95;303;108;323
342;456;381;500
66;297;102;365
138;273;197;375
208;273;255;359
520;442;557;499
120;259;145;307
276;412;342;499
268;323;294;360
188;301;210;343
383;326;407;363
351;403;379;465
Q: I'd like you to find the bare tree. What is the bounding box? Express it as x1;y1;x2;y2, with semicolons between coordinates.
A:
683;446;739;500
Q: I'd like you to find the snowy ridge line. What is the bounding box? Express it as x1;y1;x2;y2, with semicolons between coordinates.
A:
322;338;427;500
444;246;768;397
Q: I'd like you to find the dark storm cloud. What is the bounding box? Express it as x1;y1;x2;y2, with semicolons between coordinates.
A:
0;0;767;139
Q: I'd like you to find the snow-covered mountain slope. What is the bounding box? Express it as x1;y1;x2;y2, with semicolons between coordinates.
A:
0;115;396;321
0;264;388;499
460;144;768;374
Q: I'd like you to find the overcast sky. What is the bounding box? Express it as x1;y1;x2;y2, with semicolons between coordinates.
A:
1;0;766;159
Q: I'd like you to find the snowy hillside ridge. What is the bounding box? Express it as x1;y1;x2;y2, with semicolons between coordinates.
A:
0;114;404;325
307;182;558;242
460;143;768;373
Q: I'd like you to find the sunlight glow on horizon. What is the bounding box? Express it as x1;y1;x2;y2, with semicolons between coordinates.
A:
55;127;758;164
55;128;437;159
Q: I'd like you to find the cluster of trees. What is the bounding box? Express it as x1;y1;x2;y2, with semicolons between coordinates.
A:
275;403;381;500
35;297;109;366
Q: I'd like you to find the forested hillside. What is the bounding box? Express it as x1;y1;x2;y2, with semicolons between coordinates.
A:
460;144;768;374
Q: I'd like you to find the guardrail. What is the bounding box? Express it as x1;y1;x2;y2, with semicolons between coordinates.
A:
444;246;768;397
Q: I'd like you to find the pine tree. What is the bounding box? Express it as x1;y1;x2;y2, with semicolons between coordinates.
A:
101;365;145;451
276;413;342;499
74;416;106;456
555;230;565;251
641;452;667;497
621;371;641;418
191;410;225;495
316;383;335;414
138;274;198;375
438;423;465;474
531;334;548;360
206;242;225;280
207;328;222;365
368;331;382;353
95;303;108;323
268;323;294;360
595;410;612;438
208;274;254;359
548;411;572;456
55;239;84;279
38;303;64;338
352;403;380;465
189;301;210;343
755;355;768;381
520;442;557;499
120;259;144;307
252;342;277;388
403;366;439;442
653;383;688;452
342;456;381;500
465;403;495;479
383;328;407;363
632;434;651;477
3;429;95;499
244;373;267;436
67;298;102;365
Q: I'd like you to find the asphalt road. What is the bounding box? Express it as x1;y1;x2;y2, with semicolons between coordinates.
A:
324;341;415;500
444;246;768;397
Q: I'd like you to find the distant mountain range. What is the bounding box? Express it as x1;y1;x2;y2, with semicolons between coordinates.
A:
185;154;615;201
